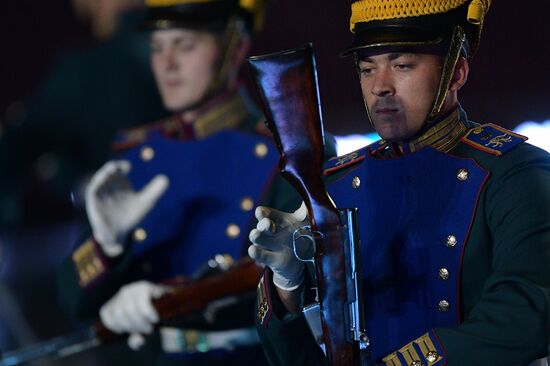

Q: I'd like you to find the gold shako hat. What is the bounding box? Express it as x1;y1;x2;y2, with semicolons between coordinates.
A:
342;0;491;57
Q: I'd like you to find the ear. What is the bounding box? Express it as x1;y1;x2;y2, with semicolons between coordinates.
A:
449;57;469;92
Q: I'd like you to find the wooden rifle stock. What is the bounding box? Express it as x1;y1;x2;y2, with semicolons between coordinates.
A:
94;259;262;342
248;44;357;365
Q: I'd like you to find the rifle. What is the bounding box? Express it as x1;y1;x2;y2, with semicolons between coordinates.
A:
248;44;369;365
0;258;262;365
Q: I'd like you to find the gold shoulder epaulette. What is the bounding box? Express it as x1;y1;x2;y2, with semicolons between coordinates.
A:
323;149;367;176
382;330;446;366
72;238;107;288
461;123;527;156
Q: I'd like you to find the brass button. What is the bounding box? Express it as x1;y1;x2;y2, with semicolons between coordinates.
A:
226;224;240;239
410;361;422;366
352;176;361;189
140;146;155;162
438;300;450;312
426;351;439;363
254;143;268;158
456;168;469;181
133;228;148;242
438;268;450;281
240;197;254;212
446;235;457;248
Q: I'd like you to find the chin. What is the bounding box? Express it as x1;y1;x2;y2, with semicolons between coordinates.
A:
163;98;193;113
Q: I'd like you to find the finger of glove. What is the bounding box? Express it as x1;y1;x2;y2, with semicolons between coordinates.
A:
125;302;155;334
127;333;146;351
134;288;160;327
110;295;146;334
122;283;159;334
85;160;132;221
134;174;169;215
99;300;126;334
291;201;308;222
248;244;280;267
87;161;131;199
101;284;152;334
249;225;284;250
256;205;306;230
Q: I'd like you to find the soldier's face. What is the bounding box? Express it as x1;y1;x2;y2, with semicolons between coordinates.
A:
358;52;443;142
150;29;220;112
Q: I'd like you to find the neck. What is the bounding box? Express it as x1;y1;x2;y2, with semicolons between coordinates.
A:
168;88;249;140
177;87;232;123
393;106;467;154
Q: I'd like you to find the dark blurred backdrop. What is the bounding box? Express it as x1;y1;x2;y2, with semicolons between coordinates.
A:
0;1;548;365
2;1;550;135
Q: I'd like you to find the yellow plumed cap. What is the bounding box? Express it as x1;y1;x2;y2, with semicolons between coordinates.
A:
342;0;491;57
350;0;491;32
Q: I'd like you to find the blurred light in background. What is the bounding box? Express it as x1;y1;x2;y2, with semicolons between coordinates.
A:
335;120;550;156
335;133;379;155
513;120;550;152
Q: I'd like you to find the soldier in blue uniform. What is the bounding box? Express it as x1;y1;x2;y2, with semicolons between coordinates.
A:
249;1;550;365
57;0;303;365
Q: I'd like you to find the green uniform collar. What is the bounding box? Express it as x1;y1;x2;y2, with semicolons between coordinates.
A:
384;107;469;156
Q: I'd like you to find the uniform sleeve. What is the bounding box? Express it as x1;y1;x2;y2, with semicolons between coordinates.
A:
57;235;136;319
255;268;326;366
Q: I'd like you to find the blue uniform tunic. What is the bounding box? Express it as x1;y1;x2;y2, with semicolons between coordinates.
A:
255;109;550;366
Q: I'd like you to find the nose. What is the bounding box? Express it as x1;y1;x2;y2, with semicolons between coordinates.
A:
371;68;395;97
160;47;178;71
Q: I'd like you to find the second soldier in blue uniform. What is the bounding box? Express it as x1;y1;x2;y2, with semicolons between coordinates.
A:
57;0;302;365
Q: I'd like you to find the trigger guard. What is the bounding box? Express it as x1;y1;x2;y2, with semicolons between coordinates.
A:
292;226;320;263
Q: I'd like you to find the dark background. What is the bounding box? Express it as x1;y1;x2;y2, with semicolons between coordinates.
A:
2;1;549;136
0;1;548;364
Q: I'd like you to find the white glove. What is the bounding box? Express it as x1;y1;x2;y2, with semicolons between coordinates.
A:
99;281;169;350
248;202;310;291
85;160;169;257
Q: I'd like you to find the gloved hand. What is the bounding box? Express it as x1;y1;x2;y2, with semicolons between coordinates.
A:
248;202;310;291
85;160;169;257
99;281;170;350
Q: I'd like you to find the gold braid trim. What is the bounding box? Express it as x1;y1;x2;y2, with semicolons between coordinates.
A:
350;0;491;32
407;109;467;153
193;93;248;139
72;239;106;288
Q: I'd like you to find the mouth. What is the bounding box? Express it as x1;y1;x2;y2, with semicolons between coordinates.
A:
374;108;399;115
165;79;182;88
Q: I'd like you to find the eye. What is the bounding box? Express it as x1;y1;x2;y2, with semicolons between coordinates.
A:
359;66;375;76
394;63;414;70
177;41;197;52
